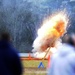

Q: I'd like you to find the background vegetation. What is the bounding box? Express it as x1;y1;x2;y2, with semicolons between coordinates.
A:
0;0;75;52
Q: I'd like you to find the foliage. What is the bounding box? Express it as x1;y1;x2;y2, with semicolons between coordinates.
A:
0;0;75;52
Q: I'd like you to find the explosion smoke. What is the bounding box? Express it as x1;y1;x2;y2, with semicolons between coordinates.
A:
32;12;68;52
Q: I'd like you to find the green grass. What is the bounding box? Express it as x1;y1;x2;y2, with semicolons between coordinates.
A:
25;73;46;75
22;60;48;67
22;60;48;75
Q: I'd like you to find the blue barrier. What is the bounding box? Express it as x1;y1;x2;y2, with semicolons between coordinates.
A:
38;62;44;68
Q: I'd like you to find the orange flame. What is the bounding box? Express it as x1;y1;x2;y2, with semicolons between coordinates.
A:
33;12;68;52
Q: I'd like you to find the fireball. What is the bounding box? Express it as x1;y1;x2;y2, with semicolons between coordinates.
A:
32;12;68;52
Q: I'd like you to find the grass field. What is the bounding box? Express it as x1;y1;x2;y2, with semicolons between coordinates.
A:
22;60;48;67
22;60;48;75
